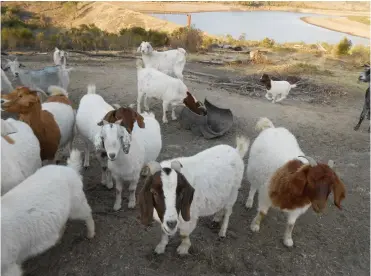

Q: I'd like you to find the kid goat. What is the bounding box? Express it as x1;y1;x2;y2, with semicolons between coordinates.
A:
260;73;297;104
138;136;249;255
245;117;346;247
354;64;370;132
95;108;162;211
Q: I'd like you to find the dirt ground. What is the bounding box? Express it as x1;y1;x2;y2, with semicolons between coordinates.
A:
2;53;369;276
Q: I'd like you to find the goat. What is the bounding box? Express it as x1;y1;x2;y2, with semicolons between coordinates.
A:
75;84;117;188
183;91;207;115
354;64;370;132
53;47;67;66
136;59;200;123
95;110;162;211
260;73;297;103
138;136;249;255
1;149;95;276
137;41;186;80
1;87;61;163
245;117;346;247
3;58;73;93
1;68;14;94
1;118;42;195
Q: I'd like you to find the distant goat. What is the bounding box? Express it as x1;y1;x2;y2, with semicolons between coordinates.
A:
245;117;346;247
53;47;67;66
1;68;14;94
3;58;73;93
354;64;370;132
260;73;297;103
137;41;186;80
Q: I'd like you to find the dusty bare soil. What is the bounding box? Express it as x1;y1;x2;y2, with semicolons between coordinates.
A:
3;54;369;276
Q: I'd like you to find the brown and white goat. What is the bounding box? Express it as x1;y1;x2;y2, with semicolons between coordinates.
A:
183;91;207;116
1;86;61;162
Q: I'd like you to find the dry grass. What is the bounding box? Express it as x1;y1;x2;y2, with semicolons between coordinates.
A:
347;16;371;25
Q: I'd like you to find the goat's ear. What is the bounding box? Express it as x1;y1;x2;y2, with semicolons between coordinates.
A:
135;112;145;129
177;173;194;222
138;173;154;226
97;120;103;126
186;91;191;96
332;173;346;210
286;161;309;196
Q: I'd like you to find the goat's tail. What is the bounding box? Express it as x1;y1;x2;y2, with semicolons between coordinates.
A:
67;149;82;174
255;117;274;133
136;58;144;69
87;84;96;95
47;85;68;97
236;135;250;159
177;48;186;55
290;84;297;89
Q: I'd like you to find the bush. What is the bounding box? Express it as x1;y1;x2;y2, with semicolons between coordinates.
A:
350;45;371;65
170;26;203;53
333;37;352;56
260;37;275;48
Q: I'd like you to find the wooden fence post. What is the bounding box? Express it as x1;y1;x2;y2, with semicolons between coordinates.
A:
187;14;191;27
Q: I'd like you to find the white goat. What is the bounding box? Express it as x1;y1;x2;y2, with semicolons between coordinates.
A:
53;47;67;66
136;59;192;124
1;149;95;276
137;41;186;80
3;58;73;93
75;84;115;187
1;68;14;94
138;136;249;255
260;74;297;103
1;118;42;195
95;112;162;211
245;117;346;247
43;85;76;153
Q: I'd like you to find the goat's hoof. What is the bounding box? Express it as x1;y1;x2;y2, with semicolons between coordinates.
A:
128;201;136;209
283;238;294;247
245;200;253;209
171;116;177;121
250;223;260;232
154;244;166;254
106;183;114;189
113;203;121;211
354;126;359;131
217;234;226;241
87;231;96;239
162;120;168;124
84;166;89;171
176;244;190;255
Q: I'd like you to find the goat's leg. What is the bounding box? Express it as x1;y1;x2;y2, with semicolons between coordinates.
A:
136;93;143;114
265;92;273;101
212;209;225;223
177;219;197;255
83;140;90;169
218;187;238;238
113;178;123;211
143;94;150;111
5;264;23;276
69;193;95;239
162;101;170;124
354;107;366;131
245;187;257;209
155;231;169;254
171;102;178;121
275;94;287;103
283;208;308;247
105;169;113;189
250;186;271;232
128;178;138;209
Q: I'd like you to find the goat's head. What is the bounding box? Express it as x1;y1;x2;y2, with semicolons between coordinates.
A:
259;73;272;90
95;120;131;161
137;41;153;55
3;58;25;78
1;86;41;114
98;107;145;134
359;64;370;83
183;91;207;115
292;156;346;213
138;160;195;236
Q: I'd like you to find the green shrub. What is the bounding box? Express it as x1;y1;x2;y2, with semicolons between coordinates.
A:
260;37;275;48
333;37;352;56
170;26;203;52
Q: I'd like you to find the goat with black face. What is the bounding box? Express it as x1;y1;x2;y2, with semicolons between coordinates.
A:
354;64;370;132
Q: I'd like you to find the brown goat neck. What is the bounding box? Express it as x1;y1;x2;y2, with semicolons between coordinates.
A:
20;109;61;161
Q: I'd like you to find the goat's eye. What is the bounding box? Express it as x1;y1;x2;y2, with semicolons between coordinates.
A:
18;94;23;98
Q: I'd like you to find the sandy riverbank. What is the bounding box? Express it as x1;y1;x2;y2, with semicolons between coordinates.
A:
301;16;370;40
121;1;370;16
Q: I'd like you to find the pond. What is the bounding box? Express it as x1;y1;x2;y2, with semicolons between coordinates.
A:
151;11;370;45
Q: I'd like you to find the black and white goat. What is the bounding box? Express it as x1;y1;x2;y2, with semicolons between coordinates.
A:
354;64;370;132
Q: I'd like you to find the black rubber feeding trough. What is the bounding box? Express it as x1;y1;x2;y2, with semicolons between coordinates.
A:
178;98;234;139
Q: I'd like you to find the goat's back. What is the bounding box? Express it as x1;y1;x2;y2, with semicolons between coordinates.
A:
76;94;114;142
42;102;75;147
1;119;42;195
247;127;305;189
1;165;82;264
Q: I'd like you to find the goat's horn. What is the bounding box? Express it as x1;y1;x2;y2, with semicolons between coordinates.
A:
298;155;317;167
141;161;162;177
171;160;183;172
